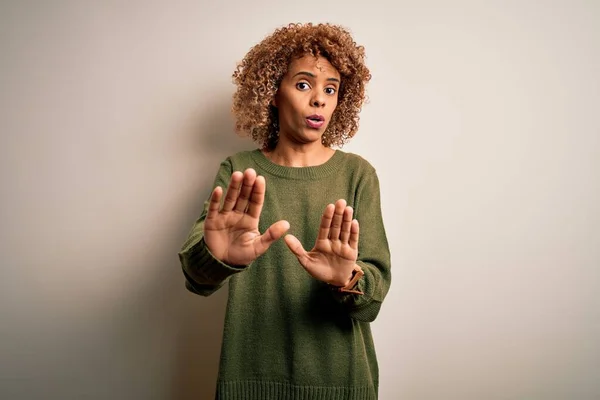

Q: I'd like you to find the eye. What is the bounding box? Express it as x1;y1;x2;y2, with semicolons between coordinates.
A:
296;82;310;91
325;87;337;95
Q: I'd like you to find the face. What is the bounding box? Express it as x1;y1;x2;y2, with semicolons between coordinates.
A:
273;55;341;147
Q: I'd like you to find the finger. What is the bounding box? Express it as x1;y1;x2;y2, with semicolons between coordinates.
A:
206;186;223;219
254;220;290;257
328;199;347;241
339;206;354;243
317;203;335;240
246;175;266;219
283;234;310;266
222;171;244;212
349;219;360;250
233;169;257;213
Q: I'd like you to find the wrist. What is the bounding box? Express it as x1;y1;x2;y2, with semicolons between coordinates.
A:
331;265;364;295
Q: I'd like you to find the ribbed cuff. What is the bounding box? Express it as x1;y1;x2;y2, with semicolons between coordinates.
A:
329;262;384;322
179;237;247;285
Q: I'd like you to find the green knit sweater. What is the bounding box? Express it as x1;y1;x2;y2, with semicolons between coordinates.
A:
179;149;391;400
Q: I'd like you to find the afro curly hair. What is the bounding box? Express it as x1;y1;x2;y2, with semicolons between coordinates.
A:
231;23;371;150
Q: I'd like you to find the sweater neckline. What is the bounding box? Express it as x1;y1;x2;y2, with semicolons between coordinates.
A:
250;149;344;180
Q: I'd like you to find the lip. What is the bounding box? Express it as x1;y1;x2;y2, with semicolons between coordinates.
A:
307;114;325;121
306;114;325;129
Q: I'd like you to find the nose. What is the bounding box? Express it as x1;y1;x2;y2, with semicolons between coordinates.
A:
311;91;325;107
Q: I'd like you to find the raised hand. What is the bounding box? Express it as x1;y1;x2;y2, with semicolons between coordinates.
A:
204;168;290;266
284;199;359;286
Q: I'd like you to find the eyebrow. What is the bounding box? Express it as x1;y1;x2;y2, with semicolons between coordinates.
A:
292;71;340;83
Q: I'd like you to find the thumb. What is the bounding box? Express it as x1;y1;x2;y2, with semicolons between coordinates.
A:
254;220;290;257
284;234;309;266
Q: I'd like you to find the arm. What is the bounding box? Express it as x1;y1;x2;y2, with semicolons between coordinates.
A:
331;170;391;322
178;158;290;296
284;170;391;322
178;158;241;296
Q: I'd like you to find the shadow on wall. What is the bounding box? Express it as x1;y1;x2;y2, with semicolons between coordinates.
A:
0;87;253;399
95;96;253;400
169;98;254;400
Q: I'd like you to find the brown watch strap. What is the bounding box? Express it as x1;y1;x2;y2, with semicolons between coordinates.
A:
337;265;364;295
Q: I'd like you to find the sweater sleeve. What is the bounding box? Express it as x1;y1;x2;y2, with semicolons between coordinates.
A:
178;158;247;296
330;169;392;322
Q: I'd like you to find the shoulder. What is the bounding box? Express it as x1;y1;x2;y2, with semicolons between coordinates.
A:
221;149;261;169
336;150;378;176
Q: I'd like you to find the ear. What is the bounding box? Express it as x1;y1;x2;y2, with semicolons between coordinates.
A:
270;90;280;108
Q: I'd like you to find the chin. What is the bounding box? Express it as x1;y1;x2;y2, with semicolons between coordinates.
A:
282;126;327;145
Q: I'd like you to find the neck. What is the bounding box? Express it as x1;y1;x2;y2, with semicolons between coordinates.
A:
263;140;335;167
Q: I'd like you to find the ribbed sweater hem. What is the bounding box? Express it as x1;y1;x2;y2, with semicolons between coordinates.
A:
216;380;377;400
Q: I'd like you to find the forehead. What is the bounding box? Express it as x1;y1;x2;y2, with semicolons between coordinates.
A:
286;55;340;79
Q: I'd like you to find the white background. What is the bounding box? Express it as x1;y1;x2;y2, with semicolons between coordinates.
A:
1;1;599;399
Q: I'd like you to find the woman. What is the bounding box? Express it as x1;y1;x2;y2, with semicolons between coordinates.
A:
179;22;391;400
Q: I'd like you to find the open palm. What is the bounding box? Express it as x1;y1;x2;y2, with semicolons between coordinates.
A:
204;168;289;266
284;199;359;286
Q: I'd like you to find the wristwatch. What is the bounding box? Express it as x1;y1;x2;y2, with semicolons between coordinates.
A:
334;265;364;295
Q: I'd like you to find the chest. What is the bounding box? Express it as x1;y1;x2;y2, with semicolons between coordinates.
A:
258;178;357;245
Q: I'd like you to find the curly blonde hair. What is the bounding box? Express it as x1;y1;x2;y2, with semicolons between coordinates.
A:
232;23;371;150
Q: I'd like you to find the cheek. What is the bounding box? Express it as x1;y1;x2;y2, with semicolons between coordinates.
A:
329;100;339;114
280;93;302;113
